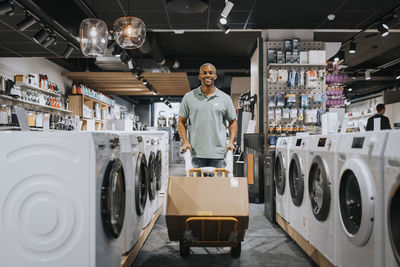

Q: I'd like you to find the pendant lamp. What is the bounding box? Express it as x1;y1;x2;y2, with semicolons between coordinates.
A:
79;18;108;57
113;16;146;49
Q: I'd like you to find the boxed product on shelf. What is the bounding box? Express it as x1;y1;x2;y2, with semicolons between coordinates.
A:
300;51;308;64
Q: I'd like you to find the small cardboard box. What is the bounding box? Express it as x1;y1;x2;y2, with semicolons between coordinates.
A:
166;177;249;242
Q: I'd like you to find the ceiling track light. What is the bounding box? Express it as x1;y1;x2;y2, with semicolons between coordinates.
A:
63;45;74;59
42;34;56;48
365;69;371;80
112;45;122;57
221;0;234;18
378;22;389;37
217;22;230;34
349;40;356;54
153;90;158;95
219;17;227;25
145;83;152;90
142;79;148;85
396;74;400;80
33;28;50;44
0;0;14;16
16;13;36;31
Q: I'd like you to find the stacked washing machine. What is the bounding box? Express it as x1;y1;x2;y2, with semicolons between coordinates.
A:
287;135;311;241
383;130;400;267
274;137;293;222
0;131;126;267
306;134;340;265
336;131;388;267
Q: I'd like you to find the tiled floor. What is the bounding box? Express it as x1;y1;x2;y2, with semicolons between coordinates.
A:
132;165;315;267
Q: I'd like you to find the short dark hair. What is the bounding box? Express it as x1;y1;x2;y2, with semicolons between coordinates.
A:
376;103;385;112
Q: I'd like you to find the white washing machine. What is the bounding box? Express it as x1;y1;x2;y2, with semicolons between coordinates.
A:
133;131;169;194
307;134;340;265
118;133;147;255
274;136;293;222
383;130;400;267
0;131;126;267
141;134;160;228
336;131;387;267
288;135;311;241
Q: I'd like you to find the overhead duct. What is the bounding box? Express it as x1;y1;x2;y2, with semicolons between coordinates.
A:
166;0;209;14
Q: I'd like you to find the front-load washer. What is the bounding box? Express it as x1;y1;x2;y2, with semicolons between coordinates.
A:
133;131;169;194
288;134;311;241
274;136;293;222
118;133;147;255
0;131;126;267
307;134;340;265
336;131;387;267
383;130;400;267
141;135;160;228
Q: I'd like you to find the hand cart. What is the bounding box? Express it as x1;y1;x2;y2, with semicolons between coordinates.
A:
179;150;242;258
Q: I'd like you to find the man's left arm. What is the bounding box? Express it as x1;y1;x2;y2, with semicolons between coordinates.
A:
227;119;238;150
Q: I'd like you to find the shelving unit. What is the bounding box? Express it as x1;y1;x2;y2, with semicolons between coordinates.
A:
263;41;327;147
0;94;72;113
18;83;62;97
68;94;110;130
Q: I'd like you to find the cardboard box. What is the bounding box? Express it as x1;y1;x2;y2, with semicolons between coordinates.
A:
166;177;249;243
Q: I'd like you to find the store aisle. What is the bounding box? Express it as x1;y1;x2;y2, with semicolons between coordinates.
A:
132;165;315;267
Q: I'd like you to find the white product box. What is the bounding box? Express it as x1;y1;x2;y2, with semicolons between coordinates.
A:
308;50;319;64
300;51;308;64
106;119;133;131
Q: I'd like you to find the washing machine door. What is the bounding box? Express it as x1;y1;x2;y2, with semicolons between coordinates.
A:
388;175;400;264
338;158;374;246
308;155;331;221
289;153;304;206
135;152;148;216
274;151;286;195
155;150;162;191
148;151;157;200
101;158;126;239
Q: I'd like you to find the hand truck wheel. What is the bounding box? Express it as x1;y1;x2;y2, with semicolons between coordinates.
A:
179;240;190;257
230;242;241;258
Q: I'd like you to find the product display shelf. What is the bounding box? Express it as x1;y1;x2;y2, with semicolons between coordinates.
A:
19;83;62;97
68;94;110;119
263;41;326;148
0;94;72;113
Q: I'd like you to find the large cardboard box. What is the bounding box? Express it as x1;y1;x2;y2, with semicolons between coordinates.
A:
166;177;249;243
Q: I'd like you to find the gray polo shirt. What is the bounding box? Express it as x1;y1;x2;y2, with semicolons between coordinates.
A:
179;86;236;159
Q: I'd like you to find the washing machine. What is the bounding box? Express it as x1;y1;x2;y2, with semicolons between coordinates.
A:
133;131;169;194
141;134;160;228
0;131;126;267
383;130;400;267
307;134;340;265
118;132;148;255
288;134;311;241
336;131;387;267
274;136;293;222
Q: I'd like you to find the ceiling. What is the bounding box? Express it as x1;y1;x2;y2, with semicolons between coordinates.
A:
0;0;399;100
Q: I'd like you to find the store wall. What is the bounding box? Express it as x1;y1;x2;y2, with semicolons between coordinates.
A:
231;77;251;109
0;58;72;93
135;103;151;126
113;96;134;113
347;95;400;127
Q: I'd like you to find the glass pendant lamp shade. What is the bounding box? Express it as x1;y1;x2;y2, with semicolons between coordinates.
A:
113;17;146;49
79;18;108;57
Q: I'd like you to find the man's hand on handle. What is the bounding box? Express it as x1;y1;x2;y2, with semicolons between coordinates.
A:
182;142;192;152
226;142;235;151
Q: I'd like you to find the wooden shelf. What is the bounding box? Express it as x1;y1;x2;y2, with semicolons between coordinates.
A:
19;83;62;97
0;94;72;113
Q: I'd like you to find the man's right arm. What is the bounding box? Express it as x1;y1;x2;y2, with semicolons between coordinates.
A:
178;116;191;151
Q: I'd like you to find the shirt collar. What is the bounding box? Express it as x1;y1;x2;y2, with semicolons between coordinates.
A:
195;86;219;98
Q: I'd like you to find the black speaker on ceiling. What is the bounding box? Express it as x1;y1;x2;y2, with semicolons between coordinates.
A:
166;0;209;14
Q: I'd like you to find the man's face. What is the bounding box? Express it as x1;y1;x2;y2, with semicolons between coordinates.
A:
198;65;217;87
382;108;385;114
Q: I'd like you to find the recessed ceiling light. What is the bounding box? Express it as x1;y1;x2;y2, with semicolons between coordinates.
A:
327;14;335;21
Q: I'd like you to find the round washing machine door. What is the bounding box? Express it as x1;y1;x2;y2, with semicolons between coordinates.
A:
289;153;304;206
274;151;286;195
338;158;374;247
135;152;148;216
101;158;126;239
148;151;157;200
155;150;162;191
388;175;400;264
308;155;331;221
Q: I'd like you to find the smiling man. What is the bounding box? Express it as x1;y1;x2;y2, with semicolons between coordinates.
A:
178;63;238;168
